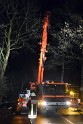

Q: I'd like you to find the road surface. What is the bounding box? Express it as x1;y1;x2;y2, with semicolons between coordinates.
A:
0;106;83;124
8;112;83;124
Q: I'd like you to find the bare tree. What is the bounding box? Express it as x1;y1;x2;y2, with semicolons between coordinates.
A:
47;18;83;82
0;0;42;100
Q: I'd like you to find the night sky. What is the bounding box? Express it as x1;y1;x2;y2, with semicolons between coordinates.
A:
7;0;83;88
39;0;83;13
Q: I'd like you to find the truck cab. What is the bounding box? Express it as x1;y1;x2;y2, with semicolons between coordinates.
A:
37;81;71;114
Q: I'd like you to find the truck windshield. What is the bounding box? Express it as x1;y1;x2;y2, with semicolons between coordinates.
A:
42;84;66;95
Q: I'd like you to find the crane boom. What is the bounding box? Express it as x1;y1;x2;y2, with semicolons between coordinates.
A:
37;12;49;84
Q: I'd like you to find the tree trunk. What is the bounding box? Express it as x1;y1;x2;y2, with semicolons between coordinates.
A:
61;57;64;82
0;25;11;79
0;24;11;100
81;63;83;102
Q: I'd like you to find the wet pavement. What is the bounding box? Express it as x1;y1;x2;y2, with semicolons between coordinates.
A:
0;103;83;124
58;104;83;115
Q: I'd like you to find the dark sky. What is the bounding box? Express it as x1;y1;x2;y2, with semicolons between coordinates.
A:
40;0;83;14
39;0;66;15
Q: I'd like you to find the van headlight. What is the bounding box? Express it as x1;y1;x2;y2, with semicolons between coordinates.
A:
66;101;71;105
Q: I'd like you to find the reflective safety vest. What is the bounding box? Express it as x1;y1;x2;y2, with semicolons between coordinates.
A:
31;92;36;96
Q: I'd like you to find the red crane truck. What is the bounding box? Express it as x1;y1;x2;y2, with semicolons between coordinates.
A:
29;12;71;116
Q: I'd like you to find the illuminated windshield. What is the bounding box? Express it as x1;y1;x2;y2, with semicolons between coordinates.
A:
42;84;66;95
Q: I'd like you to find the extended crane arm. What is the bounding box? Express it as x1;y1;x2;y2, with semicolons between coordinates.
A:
37;12;49;84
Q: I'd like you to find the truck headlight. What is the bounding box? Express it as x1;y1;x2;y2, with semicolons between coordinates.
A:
38;100;47;106
41;101;47;106
66;101;71;105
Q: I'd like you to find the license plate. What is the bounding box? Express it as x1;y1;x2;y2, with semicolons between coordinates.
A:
47;102;66;105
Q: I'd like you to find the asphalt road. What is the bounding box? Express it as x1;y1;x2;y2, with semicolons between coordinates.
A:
35;114;83;124
6;106;83;124
10;114;31;124
0;106;83;124
8;112;83;124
